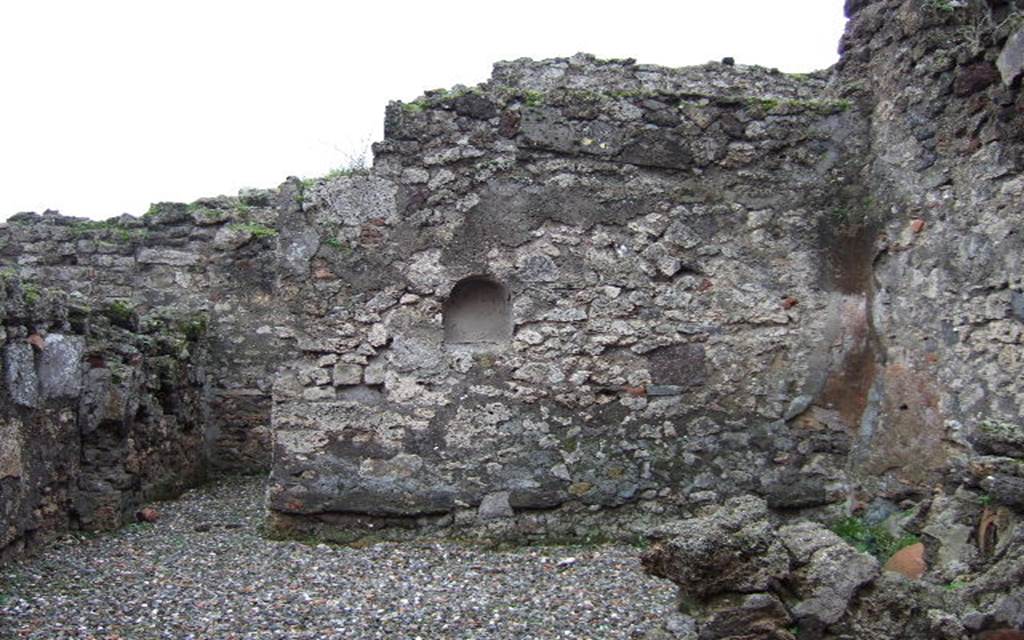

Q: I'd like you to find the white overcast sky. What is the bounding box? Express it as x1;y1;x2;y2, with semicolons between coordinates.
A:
0;1;847;221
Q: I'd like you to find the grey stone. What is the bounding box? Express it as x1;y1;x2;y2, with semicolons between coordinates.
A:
515;254;560;283
4;342;38;408
791;541;879;627
646;385;683;396
78;367;127;436
974;419;1024;458
783;394;814;421
997;28;1024;86
981;473;1024;509
618;130;693;170
779;522;846;565
305;175;397;226
213;224;255;250
453;93;498;120
136;248;200;266
698;593;792;640
926;609;966;640
389;333;444;374
143;202;190;225
279;228;319;277
642;496;789;600
1011;290;1024;322
993;594;1024;627
478;491;514;520
960;610;991;632
922;494;977;578
336;384;383;405
663;613;697;639
363;359;386;385
359;453;424;480
953;62;999;96
239;187;273;206
37;334;85;400
0;417;23;479
762;472;830;509
333;363;363;387
646;344;705;388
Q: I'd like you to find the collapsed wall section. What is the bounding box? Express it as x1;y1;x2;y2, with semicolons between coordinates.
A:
0;273;209;559
635;3;1024;636
0;196;293;472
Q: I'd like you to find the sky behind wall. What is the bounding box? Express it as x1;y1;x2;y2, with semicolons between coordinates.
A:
0;1;848;221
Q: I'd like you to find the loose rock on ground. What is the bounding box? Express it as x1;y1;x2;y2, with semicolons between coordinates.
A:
0;477;675;639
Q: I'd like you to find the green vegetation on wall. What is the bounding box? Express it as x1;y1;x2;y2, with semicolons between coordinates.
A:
830;516;919;561
229;222;278;239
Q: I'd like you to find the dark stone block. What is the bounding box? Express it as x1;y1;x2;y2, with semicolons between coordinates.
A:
454;93;498;120
646;344;706;388
953;63;1000;97
617;129;694;170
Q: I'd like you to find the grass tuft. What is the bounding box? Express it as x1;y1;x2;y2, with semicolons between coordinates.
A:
229;223;278;239
831;516;919;561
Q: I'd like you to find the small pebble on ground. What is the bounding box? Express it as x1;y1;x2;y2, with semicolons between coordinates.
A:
0;477;675;639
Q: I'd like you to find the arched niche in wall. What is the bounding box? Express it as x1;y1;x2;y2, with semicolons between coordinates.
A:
442;276;512;347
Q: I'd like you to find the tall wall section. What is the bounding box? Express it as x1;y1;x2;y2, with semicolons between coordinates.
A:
266;0;1024;542
265;56;883;542
832;0;1024;498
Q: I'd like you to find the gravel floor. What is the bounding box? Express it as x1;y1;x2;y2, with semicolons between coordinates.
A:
0;477;676;639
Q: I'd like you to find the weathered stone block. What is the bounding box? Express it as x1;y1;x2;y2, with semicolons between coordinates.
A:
37;334;84;400
997;28;1024;86
790;539;879;627
0;417;23;479
698;593;793;640
3;342;38;408
332;363;363;386
642;496;789;601
136;248;200;266
478;491;514;520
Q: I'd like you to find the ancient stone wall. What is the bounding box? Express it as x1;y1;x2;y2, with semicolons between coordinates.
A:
264;0;1024;544
264;55;884;542
0;272;209;559
0;0;1020;561
0;197;293;472
832;0;1024;501
636;2;1024;637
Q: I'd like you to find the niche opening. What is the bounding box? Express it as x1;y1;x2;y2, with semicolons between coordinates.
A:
443;276;512;346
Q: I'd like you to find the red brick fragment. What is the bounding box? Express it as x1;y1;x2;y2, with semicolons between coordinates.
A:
136;507;159;523
883;542;926;580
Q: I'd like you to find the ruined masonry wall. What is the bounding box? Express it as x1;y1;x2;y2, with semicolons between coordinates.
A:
833;0;1024;497
0;198;293;473
0;274;208;559
265;54;879;541
1;0;1022;549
